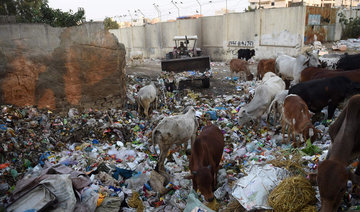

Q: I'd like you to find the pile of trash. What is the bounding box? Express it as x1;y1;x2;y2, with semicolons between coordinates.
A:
1;64;357;211
333;38;360;51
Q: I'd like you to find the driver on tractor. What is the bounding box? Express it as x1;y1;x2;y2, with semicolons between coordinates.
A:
178;41;187;56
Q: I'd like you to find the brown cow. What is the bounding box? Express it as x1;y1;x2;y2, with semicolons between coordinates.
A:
185;124;224;202
301;67;360;83
316;94;360;212
230;59;253;81
257;59;276;80
282;94;321;147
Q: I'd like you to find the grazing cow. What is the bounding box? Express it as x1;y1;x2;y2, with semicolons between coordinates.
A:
316;95;360;212
257;59;276;80
336;53;360;70
153;106;198;174
301;67;360;83
238;49;255;61
230;59;253;81
185;124;224;202
281;94;321;147
267;90;289;125
289;76;360;119
238;72;285;127
301;67;344;82
275;52;320;85
137;82;158;117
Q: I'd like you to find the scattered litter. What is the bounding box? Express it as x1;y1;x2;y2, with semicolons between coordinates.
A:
0;61;342;211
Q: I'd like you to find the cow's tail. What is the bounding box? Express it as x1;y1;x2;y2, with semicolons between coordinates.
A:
152;129;160;157
267;98;276;121
152;129;162;171
136;95;143;113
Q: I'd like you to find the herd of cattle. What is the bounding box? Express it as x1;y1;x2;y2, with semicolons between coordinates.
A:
135;52;360;211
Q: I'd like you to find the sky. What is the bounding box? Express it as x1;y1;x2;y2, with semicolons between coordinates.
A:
48;0;250;22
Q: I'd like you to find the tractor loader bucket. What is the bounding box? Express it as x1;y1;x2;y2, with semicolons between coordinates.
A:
161;56;210;73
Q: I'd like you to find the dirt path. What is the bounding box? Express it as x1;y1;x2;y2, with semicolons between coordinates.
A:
125;59;258;97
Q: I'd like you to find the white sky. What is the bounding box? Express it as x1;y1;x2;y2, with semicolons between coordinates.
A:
48;0;250;22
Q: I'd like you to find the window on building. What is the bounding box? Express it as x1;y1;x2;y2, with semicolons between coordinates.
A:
271;2;275;6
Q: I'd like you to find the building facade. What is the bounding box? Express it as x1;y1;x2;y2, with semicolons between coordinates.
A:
249;0;359;9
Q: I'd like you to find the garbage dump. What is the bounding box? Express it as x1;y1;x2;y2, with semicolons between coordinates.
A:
1;61;360;212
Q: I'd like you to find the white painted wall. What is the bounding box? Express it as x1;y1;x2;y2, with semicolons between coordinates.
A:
109;6;358;61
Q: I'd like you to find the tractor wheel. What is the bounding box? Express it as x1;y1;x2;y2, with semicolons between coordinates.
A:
202;78;210;88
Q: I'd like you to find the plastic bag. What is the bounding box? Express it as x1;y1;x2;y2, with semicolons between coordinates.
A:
40;174;77;211
184;190;215;212
231;164;288;210
6;185;57;212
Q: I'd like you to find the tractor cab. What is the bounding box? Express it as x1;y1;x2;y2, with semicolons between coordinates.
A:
169;35;202;59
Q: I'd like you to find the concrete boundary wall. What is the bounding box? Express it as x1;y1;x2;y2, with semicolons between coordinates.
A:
110;6;358;61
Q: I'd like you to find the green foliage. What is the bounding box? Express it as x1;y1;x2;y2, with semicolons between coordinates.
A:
0;0;17;15
244;6;256;12
301;139;322;156
0;0;85;27
338;12;360;39
104;17;119;30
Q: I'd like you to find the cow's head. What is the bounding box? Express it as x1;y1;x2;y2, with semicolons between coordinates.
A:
238;107;250;126
186;166;215;202
184;106;195;114
317;160;360;212
303;124;322;143
246;73;254;81
305;51;321;68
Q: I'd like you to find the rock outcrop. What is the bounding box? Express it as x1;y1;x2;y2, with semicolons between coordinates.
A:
0;23;126;110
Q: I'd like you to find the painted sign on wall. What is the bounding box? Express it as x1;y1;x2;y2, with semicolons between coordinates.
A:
228;40;254;47
308;14;321;25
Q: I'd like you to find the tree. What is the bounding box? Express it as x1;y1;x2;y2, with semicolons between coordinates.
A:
104;17;119;30
0;0;85;27
244;6;256;12
0;0;17;15
338;12;360;39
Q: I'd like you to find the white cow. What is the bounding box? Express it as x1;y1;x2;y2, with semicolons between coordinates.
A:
137;82;158;117
275;52;320;85
152;106;198;175
238;72;285;127
261;72;278;82
267;90;289;126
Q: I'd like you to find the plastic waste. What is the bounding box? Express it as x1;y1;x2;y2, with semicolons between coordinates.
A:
184;190;215;212
126;173;150;192
232;164;289;210
95;196;122;212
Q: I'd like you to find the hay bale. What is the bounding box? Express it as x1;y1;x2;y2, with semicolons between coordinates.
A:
268;176;316;212
301;205;317;212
